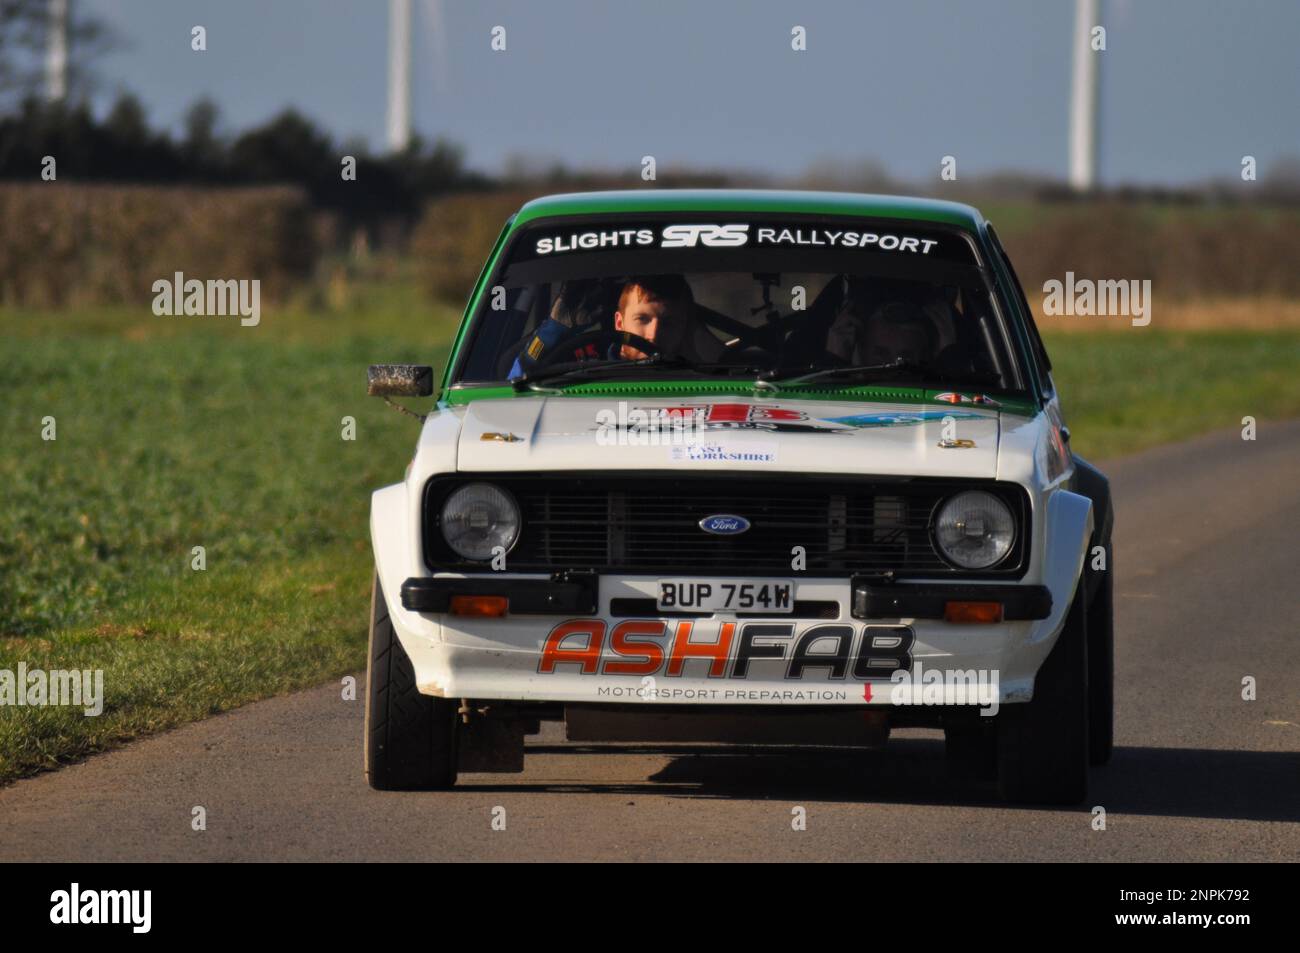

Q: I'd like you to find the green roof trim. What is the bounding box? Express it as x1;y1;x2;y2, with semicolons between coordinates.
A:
512;189;985;232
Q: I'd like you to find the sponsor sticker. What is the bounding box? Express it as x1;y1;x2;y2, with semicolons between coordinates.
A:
670;442;778;463
753;226;938;254
822;410;986;428
538;619;916;683
524;222;974;262
595;402;991;441
934;392;1001;407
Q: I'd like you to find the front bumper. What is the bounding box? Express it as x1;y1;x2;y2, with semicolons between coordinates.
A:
852;582;1051;620
401;574;1051;622
401;572;598;614
389;575;1058;708
372;481;1095;709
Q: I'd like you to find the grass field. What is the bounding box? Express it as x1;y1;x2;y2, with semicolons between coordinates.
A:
0;279;459;781
2;284;1298;782
1042;328;1300;456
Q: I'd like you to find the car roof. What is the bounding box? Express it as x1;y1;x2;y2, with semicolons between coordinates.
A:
513;189;986;232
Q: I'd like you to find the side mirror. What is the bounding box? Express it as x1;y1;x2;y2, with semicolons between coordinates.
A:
367;364;434;398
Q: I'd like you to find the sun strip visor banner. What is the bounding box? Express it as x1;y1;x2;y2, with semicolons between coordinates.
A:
511;220;980;265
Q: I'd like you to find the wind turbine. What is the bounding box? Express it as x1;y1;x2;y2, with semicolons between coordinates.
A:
1068;0;1101;190
387;0;412;152
46;0;68;102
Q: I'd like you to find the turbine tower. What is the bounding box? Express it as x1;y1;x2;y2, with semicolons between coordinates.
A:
1068;0;1100;191
45;0;68;102
387;0;412;153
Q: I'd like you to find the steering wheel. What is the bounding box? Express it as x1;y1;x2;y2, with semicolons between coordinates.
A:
531;327;664;368
722;319;789;355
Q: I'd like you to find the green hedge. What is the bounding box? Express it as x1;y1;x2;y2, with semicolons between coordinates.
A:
0;184;321;308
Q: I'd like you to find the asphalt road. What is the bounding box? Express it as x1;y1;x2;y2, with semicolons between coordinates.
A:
2;423;1297;861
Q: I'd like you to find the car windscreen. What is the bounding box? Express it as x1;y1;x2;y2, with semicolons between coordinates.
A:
452;217;1024;393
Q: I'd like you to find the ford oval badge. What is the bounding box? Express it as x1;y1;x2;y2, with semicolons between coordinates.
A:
699;514;750;535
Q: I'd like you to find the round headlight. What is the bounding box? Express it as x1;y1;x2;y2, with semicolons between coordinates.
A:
440;483;520;562
934;490;1015;569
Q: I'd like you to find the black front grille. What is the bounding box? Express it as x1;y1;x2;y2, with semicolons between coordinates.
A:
424;473;1028;578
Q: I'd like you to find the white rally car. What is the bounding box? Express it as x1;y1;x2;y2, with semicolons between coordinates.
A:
365;191;1114;804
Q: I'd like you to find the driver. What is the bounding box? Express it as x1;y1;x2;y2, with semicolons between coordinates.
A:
827;280;941;366
613;275;694;360
508;275;698;380
858;301;940;364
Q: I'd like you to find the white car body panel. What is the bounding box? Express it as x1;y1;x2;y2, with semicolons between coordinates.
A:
455;396;1001;478
371;394;1091;707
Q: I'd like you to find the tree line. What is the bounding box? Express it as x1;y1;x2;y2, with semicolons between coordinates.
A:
0;94;492;228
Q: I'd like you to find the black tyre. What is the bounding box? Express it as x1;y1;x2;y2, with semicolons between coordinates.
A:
364;574;458;790
1087;546;1114;766
996;580;1089;804
944;717;998;782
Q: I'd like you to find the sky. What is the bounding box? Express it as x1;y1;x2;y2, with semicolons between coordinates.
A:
80;0;1300;185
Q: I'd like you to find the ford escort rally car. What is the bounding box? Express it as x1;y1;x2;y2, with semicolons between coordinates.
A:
364;190;1114;804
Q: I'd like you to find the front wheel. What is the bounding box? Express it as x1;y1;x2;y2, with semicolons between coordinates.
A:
364;574;458;790
1087;548;1114;765
995;580;1090;804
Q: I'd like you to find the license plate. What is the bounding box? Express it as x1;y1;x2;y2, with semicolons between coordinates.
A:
657;578;794;613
